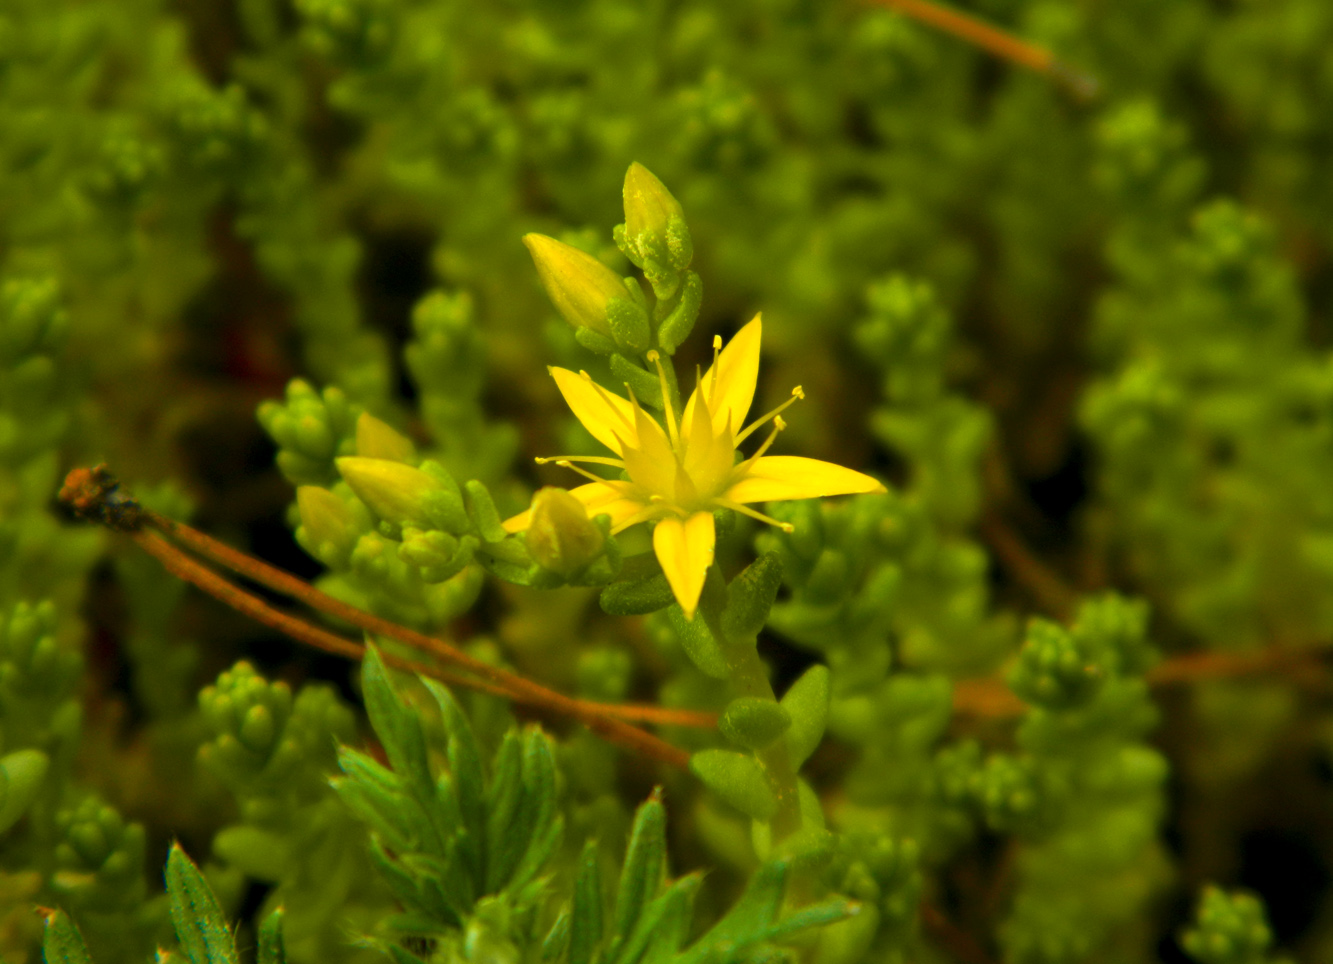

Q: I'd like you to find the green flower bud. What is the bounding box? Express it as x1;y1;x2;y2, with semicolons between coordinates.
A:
400;525;477;583
621;162;692;274
523;233;648;349
199;662;294;782
296;486;360;567
355;412;416;462
337;456;442;528
52;798;146;912
524;487;605;576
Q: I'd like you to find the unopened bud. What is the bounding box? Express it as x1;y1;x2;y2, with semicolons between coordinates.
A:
296;486;359;566
621;162;691;273
355;412;416;462
524;234;647;349
336;457;442;528
400;526;475;583
524;487;605;575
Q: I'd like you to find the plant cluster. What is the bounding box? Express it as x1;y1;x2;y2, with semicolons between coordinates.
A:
4;0;1333;962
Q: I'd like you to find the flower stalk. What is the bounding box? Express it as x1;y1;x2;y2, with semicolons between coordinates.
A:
696;569;804;841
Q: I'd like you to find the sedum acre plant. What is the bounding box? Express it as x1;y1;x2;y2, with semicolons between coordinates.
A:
6;0;1333;962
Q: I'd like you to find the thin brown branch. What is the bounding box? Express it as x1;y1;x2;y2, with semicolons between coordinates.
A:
61;466;695;769
868;0;1098;99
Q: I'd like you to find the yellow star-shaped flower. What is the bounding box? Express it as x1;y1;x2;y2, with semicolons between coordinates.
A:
504;315;886;618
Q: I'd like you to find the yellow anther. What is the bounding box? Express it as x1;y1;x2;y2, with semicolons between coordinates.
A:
735;390;803;445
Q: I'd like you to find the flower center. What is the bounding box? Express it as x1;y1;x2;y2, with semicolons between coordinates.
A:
534;341;805;528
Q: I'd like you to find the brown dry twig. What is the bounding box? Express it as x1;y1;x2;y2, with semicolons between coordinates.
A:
869;0;1099;99
59;465;706;769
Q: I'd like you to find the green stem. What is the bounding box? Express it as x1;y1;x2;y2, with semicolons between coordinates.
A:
699;570;803;842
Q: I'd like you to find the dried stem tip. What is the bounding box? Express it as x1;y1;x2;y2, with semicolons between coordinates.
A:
59;465;145;531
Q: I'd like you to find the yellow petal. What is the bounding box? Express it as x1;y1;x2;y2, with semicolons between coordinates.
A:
550;367;637;455
652;512;715;620
724;456;887;504
620;399;678;498
503;482;646;533
683;314;762;439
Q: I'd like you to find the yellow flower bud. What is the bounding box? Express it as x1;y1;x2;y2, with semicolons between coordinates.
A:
621;162;691;274
336;457;439;527
296;486;359;564
524;487;605;576
522;233;625;338
355;412;416;463
623;162;683;248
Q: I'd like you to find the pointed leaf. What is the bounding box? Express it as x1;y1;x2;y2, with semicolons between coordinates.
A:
257;908;285;964
614;874;702;964
569;842;603;964
42;910;92;964
675;861;786;964
757;898;858;943
509;729;562;891
610;793;667;952
484;731;526;894
423;680;485;834
361;646;434;799
542;911;571;962
166;844;238;964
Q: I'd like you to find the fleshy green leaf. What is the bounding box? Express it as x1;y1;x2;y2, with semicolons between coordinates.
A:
668;604;729;679
690;750;777;820
781;665;829;768
720;698;791;750
0;749;48;833
722;552;783;642
600;572;675;616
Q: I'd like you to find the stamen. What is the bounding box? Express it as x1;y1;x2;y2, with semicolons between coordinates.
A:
751;415;786;460
735;386;804;445
555;460;620;486
712;498;795;532
579;370;635;431
733;416;785;477
646;350;681;450
536;455;626;468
